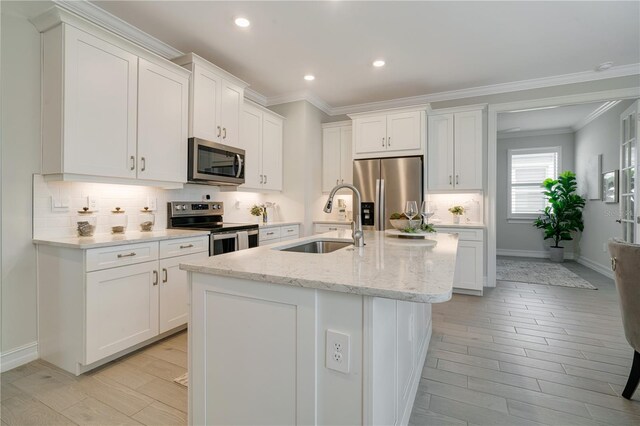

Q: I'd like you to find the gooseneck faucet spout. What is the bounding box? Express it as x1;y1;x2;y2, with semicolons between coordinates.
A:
324;183;364;247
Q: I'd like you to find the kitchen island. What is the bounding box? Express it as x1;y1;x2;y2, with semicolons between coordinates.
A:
180;230;458;426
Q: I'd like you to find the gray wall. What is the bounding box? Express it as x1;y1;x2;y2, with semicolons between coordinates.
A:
496;132;575;254
575;99;636;270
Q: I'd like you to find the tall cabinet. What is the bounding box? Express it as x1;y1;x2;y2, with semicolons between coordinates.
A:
240;101;284;191
427;107;485;191
322;121;353;192
173;53;249;149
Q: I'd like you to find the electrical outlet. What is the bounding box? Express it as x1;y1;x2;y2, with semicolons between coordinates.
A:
326;329;350;374
51;196;70;212
88;196;98;211
146;197;157;211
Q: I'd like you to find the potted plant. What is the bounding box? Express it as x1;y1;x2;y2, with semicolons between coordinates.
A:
250;204;267;223
533;171;586;262
448;205;465;224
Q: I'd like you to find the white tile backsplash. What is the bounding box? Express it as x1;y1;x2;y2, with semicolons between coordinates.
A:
32;175;290;238
426;192;484;224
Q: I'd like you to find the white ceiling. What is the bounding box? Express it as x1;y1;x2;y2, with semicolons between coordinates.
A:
88;1;639;109
497;101;612;133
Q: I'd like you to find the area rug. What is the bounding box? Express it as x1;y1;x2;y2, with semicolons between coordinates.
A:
496;259;597;290
174;372;188;387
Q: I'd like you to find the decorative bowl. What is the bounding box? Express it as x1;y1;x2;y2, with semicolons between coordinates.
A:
389;219;422;231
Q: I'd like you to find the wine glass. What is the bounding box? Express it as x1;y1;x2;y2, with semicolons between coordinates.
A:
421;200;435;225
404;201;418;224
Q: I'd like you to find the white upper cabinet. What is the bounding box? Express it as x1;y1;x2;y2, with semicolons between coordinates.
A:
240;101;284;192
34;8;191;186
427;107;484;191
322;122;353;192
137;59;189;183
173;53;248;148
350;106;426;159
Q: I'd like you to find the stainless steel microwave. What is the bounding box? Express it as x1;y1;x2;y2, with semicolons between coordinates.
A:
188;138;245;186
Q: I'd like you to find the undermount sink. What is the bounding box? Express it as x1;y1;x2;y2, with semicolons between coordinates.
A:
279;240;352;254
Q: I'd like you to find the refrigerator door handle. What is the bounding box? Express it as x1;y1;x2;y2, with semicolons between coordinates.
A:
375;179;381;231
379;178;385;231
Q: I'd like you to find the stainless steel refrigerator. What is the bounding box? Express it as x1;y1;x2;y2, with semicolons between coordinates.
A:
353;156;423;231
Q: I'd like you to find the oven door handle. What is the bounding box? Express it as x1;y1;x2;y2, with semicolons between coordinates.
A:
213;233;239;241
235;154;243;178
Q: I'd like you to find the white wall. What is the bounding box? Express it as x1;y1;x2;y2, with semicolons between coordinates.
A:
496;132;575;255
1;10;41;359
575;99;636;271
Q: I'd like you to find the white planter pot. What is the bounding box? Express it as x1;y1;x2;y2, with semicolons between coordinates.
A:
452;215;460;224
549;246;565;263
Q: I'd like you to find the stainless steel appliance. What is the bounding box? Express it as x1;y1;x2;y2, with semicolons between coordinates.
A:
353;156;423;231
188;138;245;186
167;201;258;256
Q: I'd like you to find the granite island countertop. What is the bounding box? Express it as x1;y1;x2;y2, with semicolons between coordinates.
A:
33;229;211;249
180;230;458;303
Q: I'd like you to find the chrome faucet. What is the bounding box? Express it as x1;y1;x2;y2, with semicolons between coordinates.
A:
324;183;364;247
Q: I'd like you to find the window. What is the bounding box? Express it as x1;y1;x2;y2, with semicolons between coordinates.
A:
508;147;561;219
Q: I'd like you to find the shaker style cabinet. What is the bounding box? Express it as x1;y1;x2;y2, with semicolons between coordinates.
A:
34;8;190;185
322;122;353;192
240;101;284;191
435;227;484;294
350;107;426;158
173;53;248;148
427;108;484;191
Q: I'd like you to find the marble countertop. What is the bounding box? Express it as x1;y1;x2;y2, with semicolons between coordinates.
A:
33;229;211;249
313;220;352;225
258;221;302;228
181;230;458;303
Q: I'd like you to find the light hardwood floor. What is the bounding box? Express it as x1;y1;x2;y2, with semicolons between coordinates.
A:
2;260;638;425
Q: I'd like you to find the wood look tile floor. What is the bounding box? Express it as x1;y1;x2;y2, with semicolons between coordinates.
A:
2;260;639;425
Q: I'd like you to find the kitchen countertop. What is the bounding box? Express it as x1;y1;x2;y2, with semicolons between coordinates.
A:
181;230;458;303
313;220;352;225
258;221;302;228
33;229;211;249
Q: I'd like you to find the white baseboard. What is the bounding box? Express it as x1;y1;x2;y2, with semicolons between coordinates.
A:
576;256;614;280
496;249;575;260
1;342;38;373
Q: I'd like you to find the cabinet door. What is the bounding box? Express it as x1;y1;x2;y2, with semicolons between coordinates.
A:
192;64;221;141
453;240;484;292
354;116;387;154
340;126;353;185
454;110;483;190
261;114;284;191
240;104;264;189
322;127;342;192
387;111;421;151
397;301;416;419
137;59;189;183
64;26;138;179
86;262;159;364
159;252;208;334
427;114;455;190
219;80;244;147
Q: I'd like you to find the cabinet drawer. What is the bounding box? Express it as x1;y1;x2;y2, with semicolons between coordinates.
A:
159;236;209;259
86;242;159;272
281;225;300;238
314;223;351;234
260;227;281;241
436;227;483;242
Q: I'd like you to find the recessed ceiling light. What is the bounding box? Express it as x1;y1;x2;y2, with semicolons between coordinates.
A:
373;60;386;68
234;17;250;28
304;74;315;81
595;61;613;72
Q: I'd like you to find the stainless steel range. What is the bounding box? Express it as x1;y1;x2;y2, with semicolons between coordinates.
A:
167;201;259;256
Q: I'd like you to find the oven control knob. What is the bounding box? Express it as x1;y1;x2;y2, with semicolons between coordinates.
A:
215;204;220;210
182;204;188;211
217;204;222;210
175;205;182;210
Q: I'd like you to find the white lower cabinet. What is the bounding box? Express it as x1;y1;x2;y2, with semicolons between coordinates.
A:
259;224;300;246
37;235;208;375
436;227;484;294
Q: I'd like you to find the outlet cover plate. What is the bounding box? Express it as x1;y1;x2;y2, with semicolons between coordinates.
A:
326;329;350;374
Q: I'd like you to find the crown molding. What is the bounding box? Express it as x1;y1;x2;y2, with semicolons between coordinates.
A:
52;0;183;59
497;127;574;139
573;100;621;131
244;88;268;106
265;90;332;116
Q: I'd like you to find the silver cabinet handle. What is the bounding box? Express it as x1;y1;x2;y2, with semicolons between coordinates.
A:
140;157;146;172
388;137;391;146
260;174;263;184
341;179;344;184
449;175;452;185
222;127;227;139
382;137;385;147
329;227;337;230
179;244;194;249
162;268;168;283
336;179;339;185
267;232;275;235
456;175;459;185
130;156;135;170
117;252;136;258
153;270;158;286
217;126;221;138
264;175;268;184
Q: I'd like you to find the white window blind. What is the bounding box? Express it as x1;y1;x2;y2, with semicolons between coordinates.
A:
508;147;560;218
